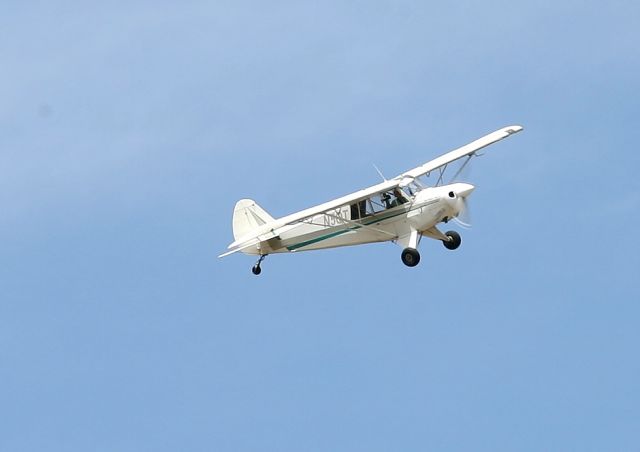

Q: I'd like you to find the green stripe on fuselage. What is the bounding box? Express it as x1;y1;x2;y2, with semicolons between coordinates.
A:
286;207;411;251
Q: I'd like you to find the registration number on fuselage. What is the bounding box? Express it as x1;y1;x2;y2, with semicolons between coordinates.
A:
323;207;350;227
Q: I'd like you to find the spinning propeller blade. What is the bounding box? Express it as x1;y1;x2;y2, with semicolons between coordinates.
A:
454;197;472;229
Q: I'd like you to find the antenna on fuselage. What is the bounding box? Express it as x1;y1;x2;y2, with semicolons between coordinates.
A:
372;163;387;181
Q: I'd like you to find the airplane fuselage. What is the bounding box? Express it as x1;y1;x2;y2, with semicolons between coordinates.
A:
251;183;474;254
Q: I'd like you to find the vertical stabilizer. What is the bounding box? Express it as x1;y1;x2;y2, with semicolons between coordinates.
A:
232;199;275;241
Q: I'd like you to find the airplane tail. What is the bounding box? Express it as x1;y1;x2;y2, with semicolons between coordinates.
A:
232;199;275;241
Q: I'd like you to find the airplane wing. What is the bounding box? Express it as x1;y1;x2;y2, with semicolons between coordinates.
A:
275;178;401;227
398;125;523;184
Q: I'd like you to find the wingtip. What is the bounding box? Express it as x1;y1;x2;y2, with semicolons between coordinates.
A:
505;125;524;134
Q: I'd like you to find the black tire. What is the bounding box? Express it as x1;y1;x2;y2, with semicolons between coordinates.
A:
252;265;262;275
401;248;421;267
443;230;461;250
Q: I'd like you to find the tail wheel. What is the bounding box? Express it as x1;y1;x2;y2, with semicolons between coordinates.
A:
401;248;421;267
251;254;267;275
443;230;461;250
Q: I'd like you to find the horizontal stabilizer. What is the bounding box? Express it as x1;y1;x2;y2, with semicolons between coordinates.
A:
219;237;261;258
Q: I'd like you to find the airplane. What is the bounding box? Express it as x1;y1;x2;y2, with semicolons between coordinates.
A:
220;125;523;275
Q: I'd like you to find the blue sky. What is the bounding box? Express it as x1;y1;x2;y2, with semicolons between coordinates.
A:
2;1;639;451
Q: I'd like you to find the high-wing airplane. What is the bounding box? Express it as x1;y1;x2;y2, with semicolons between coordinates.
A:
220;125;523;275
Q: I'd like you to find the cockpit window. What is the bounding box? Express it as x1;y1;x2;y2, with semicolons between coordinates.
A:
350;188;412;219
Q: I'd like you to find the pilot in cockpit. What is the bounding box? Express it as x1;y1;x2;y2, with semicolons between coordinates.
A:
389;188;409;208
381;192;392;209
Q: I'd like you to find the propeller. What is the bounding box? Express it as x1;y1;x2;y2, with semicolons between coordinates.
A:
454;196;472;229
450;157;473;229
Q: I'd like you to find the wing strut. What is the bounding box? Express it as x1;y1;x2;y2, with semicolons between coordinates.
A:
448;155;474;184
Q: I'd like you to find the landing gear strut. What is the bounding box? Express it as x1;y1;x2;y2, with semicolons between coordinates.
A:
252;255;267;275
401;248;421;267
442;230;461;250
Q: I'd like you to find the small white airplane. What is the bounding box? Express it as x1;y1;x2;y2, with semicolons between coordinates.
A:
220;125;523;275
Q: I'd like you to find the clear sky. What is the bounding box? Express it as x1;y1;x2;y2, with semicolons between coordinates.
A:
2;1;639;451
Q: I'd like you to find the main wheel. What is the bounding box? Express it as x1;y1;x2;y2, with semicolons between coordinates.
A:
442;230;461;250
401;248;421;267
252;265;262;275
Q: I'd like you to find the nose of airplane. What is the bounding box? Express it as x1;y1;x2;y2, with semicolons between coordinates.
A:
456;183;475;198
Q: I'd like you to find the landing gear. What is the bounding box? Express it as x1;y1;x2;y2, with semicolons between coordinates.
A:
401;248;421;267
251;255;267;275
442;230;461;250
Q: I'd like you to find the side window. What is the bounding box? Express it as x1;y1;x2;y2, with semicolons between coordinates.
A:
366;195;388;215
350;200;368;220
